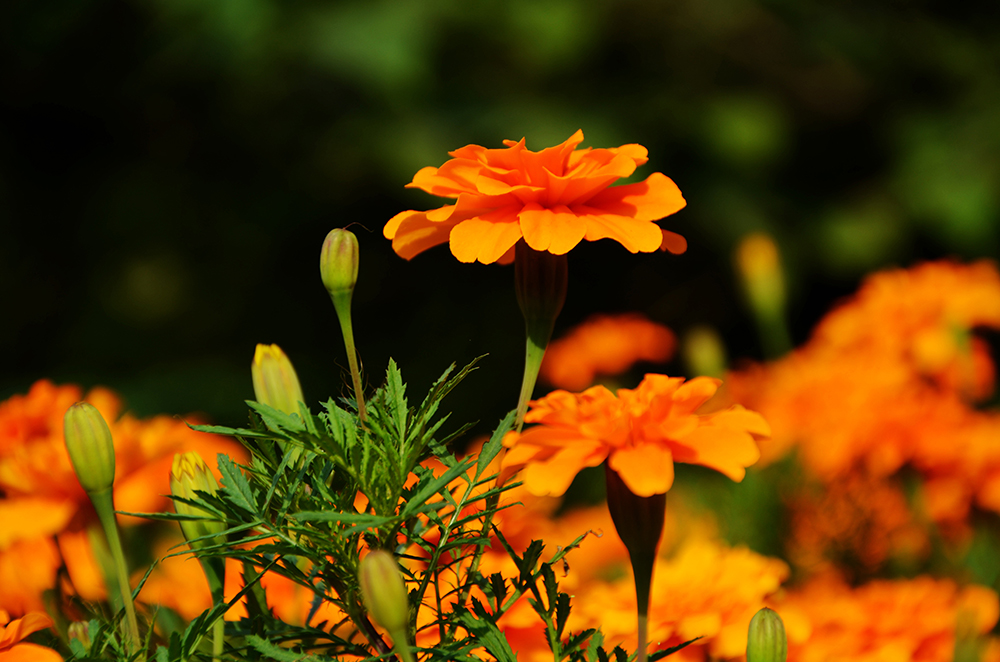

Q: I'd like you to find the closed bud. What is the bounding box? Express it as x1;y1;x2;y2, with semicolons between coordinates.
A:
64;402;116;495
68;621;92;653
359;550;410;634
747;607;787;662
320;228;360;297
251;343;305;415
170;452;225;549
735;233;785;319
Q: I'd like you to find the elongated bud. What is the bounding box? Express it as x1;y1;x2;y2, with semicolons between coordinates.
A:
747;607;787;662
252;343;305;415
321;228;360;297
68;621;92;653
683;325;728;379
64;402;116;494
735;232;791;358
170;452;225;548
359;550;409;633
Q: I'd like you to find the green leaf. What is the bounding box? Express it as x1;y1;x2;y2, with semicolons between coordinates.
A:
477;410;515;479
245;634;319;661
385;358;409;441
217;453;256;514
455;599;518;662
648;637;702;660
400;457;475;519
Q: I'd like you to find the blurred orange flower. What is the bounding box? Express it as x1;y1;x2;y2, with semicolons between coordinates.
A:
501;374;768;497
0;609;61;661
384;130;687;265
0;380;246;615
777;575;1000;662
540;313;676;391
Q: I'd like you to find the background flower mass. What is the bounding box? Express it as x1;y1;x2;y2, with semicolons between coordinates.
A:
4;1;1000;660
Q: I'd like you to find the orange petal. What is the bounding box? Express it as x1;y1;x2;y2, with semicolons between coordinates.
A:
608;443;674;496
579;211;664;253
671;377;722;414
521;442;607;497
673;425;761;482
0;612;53;648
518;204;588;255
0;498;75;548
660;230;687;255
449;208;523;264
584;172;686;222
707;406;771;437
0;642;63;661
386;210;459;260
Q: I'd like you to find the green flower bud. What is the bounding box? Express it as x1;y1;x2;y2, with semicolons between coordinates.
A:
68;621;92;653
251;343;305;415
64;402;116;495
359;550;410;634
747;607;787;662
170;452;226;549
320;228;360;297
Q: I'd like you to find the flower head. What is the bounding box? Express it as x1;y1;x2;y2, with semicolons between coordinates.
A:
384;130;687;265
500;374;769;497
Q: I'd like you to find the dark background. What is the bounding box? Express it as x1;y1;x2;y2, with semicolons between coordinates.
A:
4;0;1000;434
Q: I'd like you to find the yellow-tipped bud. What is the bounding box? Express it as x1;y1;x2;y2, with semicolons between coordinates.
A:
683;325;728;379
735;232;786;317
320;228;360;297
251;343;305;415
64;402;116;495
170;452;225;548
747;607;787;662
359;550;410;634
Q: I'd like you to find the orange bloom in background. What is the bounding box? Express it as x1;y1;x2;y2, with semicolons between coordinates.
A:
0;609;62;661
567;536;789;661
0;380;246;615
540;313;677;391
384;130;688;265
777;575;1000;662
501;374;769;497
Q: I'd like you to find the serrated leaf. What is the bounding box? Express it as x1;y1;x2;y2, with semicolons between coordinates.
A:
217;454;256;513
555;592;571;637
400;457;474;519
246;634;318;661
385;358;408;441
611;646;629;662
477;410;515;478
454;599;518;662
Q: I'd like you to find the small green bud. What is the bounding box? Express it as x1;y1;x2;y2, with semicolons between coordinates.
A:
251;343;306;415
320;228;360;297
747;607;787;662
359;550;410;633
170;452;226;549
68;621;92;653
64;402;116;494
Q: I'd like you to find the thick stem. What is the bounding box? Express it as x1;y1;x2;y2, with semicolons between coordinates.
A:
604;465;666;662
201;556;226;662
513;243;567;431
91;489;141;654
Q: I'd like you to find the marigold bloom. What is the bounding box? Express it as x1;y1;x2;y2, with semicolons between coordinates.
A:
0;380;245;615
540;313;677;391
501;374;769;497
777;575;1000;662
0;609;62;661
384;130;688;265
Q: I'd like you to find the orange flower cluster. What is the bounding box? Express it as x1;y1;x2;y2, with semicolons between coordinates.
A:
0;380;245;616
384;130;687;265
778;575;1000;662
539;313;677;391
727;260;1000;531
501;374;769;497
0;609;61;661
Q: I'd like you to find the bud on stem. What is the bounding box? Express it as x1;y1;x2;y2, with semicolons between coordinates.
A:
321;228;367;423
359;550;413;662
747;607;787;662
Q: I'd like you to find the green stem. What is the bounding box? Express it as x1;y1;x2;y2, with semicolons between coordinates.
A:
333;293;367;422
200;556;226;662
514;334;547;432
91;489;141;654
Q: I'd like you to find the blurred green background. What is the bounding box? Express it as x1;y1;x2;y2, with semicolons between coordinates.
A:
3;0;1000;432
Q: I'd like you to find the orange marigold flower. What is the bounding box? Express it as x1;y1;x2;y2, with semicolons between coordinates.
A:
501;374;769;497
0;609;62;661
540;313;677;391
384;130;688;265
777;575;1000;662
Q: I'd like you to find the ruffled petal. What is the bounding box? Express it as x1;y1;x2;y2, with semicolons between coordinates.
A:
518;204;588;255
0;612;53;648
584;172;686;221
521;441;607;497
608;443;675;496
449;207;523;264
385;210;457;260
578;210;665;253
660;230;688;254
671;425;762;482
0;498;75;548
